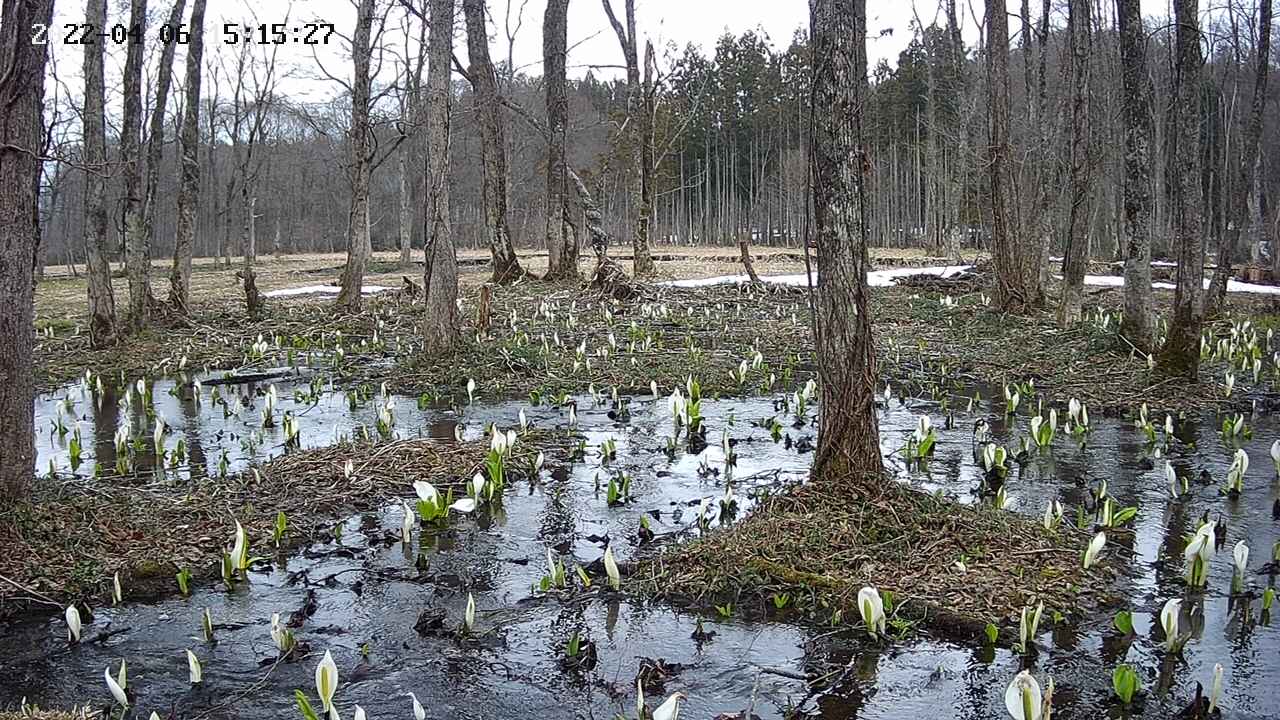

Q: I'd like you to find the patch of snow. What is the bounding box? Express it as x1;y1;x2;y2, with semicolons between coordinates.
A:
662;265;974;289
263;284;394;298
1071;275;1280;295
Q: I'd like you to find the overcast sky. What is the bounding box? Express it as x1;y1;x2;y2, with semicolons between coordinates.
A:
48;0;981;104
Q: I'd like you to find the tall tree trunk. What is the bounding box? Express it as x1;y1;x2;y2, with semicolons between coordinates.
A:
335;0;376;310
1211;0;1271;305
398;141;412;267
464;0;525;284
169;0;207;311
810;0;882;479
1057;0;1093;326
603;0;653;276
985;0;1040;312
423;0;461;351
1159;0;1205;376
636;40;658;276
0;0;54;499
543;0;577;280
121;0;150;330
83;0;117;347
1117;0;1156;352
144;0;187;267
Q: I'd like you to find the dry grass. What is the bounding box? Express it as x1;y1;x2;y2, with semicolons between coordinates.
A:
0;710;93;720
635;471;1103;641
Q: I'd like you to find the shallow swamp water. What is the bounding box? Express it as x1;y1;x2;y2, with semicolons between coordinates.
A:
4;370;1278;719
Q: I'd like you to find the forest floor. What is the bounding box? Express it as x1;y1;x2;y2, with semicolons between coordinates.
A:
13;245;1280;631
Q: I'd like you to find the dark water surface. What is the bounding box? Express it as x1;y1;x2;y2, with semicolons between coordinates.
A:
5;374;1277;719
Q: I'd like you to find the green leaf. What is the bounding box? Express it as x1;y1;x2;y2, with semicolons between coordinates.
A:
1113;610;1134;635
984;623;998;645
295;690;320;720
1112;664;1140;704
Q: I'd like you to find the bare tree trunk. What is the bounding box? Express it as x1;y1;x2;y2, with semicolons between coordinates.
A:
144;0;188;281
83;0;117;347
423;0;461;351
335;0;376;310
985;0;1040;312
1117;0;1156;352
169;0;207;311
603;0;653;276
398;141;412;267
543;0;577;280
0;0;54;499
810;0;882;479
121;0;150;330
1211;0;1270;305
1057;0;1093;326
636;40;658;276
1159;0;1205;377
464;0;525;284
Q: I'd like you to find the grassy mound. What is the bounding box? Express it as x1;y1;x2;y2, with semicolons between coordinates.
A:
635;471;1104;640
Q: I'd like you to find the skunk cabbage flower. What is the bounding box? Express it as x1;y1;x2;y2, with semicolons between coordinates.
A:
1233;540;1249;576
604;545;621;590
104;665;128;707
65;605;82;643
466;378;476;404
1042;500;1062;530
413;481;439;505
270;613;288;651
186;649;202;684
1209;663;1223;713
354;706;367;720
1159;598;1181;652
409;691;426;720
857;586;886;638
229;521;249;572
652;692;686;720
1184;523;1216;586
464;593;476;631
449;498;477;514
401;500;415;540
1004;670;1042;720
1083;532;1107;569
1271;439;1280;472
315;650;338;714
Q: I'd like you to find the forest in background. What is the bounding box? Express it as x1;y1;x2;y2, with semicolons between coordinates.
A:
33;0;1280;274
